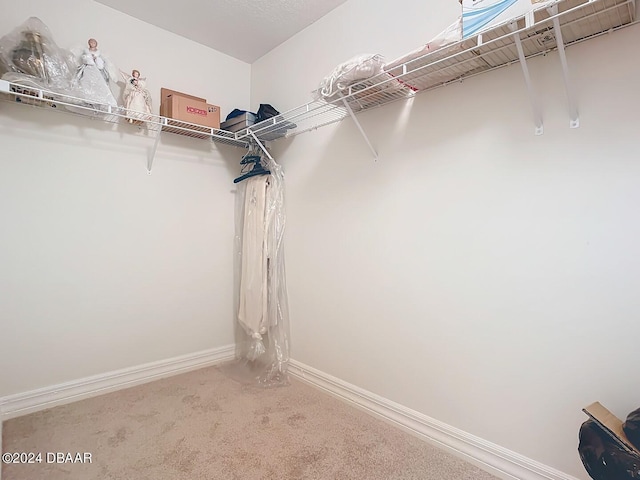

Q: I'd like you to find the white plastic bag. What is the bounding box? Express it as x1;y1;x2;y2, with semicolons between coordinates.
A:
316;53;385;99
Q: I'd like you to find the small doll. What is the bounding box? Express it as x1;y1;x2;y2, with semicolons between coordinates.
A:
121;69;152;125
74;38;117;108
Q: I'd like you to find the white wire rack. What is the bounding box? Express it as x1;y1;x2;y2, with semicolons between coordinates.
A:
0;79;250;148
1;0;635;155
388;0;636;91
233;0;636;144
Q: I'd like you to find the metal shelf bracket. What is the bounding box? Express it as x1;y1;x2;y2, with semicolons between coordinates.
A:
147;121;163;174
339;94;378;159
548;4;580;129
248;130;273;162
510;21;544;135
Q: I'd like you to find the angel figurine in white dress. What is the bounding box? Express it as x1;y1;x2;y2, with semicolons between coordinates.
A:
121;69;152;125
73;38;118;110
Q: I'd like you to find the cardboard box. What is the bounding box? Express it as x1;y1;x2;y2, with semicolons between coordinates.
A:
160;88;205;117
161;92;220;139
583;402;640;455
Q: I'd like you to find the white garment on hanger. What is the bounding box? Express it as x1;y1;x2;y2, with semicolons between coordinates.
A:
238;175;270;341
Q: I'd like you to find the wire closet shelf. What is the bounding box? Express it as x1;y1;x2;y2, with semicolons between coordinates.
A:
0;79;250;148
0;0;635;146
232;0;636;141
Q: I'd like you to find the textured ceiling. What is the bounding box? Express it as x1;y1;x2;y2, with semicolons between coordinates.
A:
95;0;349;63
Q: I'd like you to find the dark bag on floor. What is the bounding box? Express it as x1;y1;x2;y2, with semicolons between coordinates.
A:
579;419;640;479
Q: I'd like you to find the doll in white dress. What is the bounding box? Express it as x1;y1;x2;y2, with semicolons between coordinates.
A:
121;69;152;125
74;38;117;109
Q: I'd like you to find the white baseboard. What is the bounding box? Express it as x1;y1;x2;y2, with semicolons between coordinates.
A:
288;360;580;480
0;351;578;480
0;345;235;421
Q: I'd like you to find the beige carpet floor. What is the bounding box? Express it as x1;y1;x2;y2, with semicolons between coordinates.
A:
2;364;499;480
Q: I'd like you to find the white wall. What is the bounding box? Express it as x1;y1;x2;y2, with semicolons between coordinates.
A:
252;1;640;478
0;0;251;396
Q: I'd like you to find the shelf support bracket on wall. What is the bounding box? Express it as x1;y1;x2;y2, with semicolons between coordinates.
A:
548;4;580;128
339;95;378;159
510;21;544;135
248;130;273;161
147;123;163;174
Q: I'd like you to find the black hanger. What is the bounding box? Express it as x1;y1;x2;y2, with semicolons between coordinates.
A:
240;155;262;165
234;154;270;184
233;164;270;183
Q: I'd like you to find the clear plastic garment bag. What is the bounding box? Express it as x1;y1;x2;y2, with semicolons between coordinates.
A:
223;149;290;388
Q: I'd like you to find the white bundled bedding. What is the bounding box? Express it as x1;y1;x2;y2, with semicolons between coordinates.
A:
382;16;466;91
314;53;415;111
314;0;559;103
316;53;385;100
314;18;463;103
383;16;462;74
